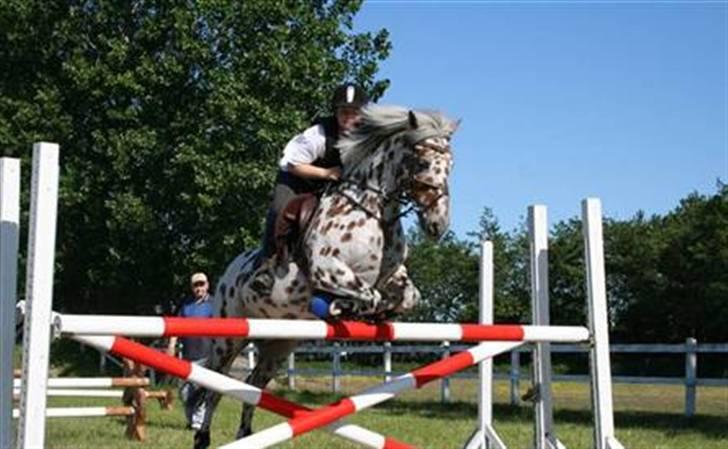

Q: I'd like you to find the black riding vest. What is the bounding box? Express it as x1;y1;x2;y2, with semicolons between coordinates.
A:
277;116;341;194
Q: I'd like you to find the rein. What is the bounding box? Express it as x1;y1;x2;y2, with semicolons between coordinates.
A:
331;151;448;227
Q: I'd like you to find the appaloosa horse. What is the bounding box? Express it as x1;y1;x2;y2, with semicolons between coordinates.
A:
194;105;458;448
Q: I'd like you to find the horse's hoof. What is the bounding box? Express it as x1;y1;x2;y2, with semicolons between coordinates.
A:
193;430;211;449
235;427;252;439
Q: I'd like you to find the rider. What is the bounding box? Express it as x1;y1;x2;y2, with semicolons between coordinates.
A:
261;83;369;259
250;83;369;309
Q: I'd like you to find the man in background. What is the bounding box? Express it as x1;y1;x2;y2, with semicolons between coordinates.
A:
167;272;213;430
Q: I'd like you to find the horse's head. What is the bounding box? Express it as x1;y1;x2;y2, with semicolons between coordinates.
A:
339;105;458;241
401;110;456;240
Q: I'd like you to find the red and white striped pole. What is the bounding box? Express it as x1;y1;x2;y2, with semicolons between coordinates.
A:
57;314;588;343
220;341;524;449
72;334;416;449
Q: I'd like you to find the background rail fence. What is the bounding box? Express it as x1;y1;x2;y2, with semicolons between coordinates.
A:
253;338;725;417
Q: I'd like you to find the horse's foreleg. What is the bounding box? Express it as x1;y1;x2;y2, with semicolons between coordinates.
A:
236;339;297;439
309;257;382;315
377;264;421;315
193;338;246;449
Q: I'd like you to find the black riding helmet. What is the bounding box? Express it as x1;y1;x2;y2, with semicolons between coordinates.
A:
331;83;369;111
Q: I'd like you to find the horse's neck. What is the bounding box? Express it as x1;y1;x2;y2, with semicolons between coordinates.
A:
345;138;405;198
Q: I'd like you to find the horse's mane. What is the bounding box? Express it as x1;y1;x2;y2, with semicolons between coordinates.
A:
337;105;456;169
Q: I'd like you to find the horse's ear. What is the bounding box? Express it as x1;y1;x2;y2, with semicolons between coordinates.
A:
408;110;418;129
451;119;462;134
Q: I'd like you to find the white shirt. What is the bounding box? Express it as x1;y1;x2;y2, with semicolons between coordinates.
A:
278;124;327;171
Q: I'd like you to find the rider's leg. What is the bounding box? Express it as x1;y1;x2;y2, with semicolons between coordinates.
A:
250;183;296;291
254;183;296;269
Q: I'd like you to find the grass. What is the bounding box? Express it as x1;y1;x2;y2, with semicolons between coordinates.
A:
13;343;727;447
28;375;728;449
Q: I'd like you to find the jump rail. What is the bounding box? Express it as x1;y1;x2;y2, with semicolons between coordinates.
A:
12;377;151;388
12;406;136;419
56;315;589;343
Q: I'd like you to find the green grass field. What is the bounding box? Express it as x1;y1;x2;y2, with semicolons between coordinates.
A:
29;375;728;449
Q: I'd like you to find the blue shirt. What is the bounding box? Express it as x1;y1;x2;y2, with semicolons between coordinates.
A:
177;295;214;361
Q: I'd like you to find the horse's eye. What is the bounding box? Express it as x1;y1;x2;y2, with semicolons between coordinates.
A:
415;159;430;172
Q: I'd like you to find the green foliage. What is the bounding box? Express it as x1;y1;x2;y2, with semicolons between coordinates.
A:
1;0;390;312
405;185;727;343
613;184;728;342
468;207;531;323
405;230;479;322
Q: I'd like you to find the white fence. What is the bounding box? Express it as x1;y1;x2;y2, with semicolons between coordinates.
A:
252;338;726;417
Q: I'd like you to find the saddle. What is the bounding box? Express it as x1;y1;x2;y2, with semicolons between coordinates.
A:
273;193;318;264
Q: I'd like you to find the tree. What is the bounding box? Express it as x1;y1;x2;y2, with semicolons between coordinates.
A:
654;184;728;342
405;230;479;322
468;207;531;323
0;0;390;312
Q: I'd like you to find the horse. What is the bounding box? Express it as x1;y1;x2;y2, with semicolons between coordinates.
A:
193;105;458;449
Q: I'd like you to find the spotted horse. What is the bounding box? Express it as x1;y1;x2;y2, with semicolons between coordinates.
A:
193;105;458;449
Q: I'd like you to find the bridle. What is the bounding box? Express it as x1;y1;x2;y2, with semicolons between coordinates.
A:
330;138;451;227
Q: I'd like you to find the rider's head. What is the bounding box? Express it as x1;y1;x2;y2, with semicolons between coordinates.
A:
331;83;368;132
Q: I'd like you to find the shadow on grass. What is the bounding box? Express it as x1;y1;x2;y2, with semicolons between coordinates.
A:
274;389;728;441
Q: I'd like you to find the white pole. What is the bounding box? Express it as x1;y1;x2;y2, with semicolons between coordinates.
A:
13;377;149;388
510;350;521;406
462;241;507;449
287;352;296;390
332;342;341;394
246;343;256;372
685;337;697;417
528;205;563;449
479;242;493;428
13;388;125;398
440;341;451;403
17;143;59;449
13;407;135;419
582;198;624;449
383;342;392;383
480;241;507;448
0;157;20;449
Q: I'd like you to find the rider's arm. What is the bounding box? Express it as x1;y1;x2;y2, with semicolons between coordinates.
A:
279;125;340;180
288;163;340;180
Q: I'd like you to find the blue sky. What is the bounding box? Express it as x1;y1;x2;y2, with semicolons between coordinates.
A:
354;1;727;237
